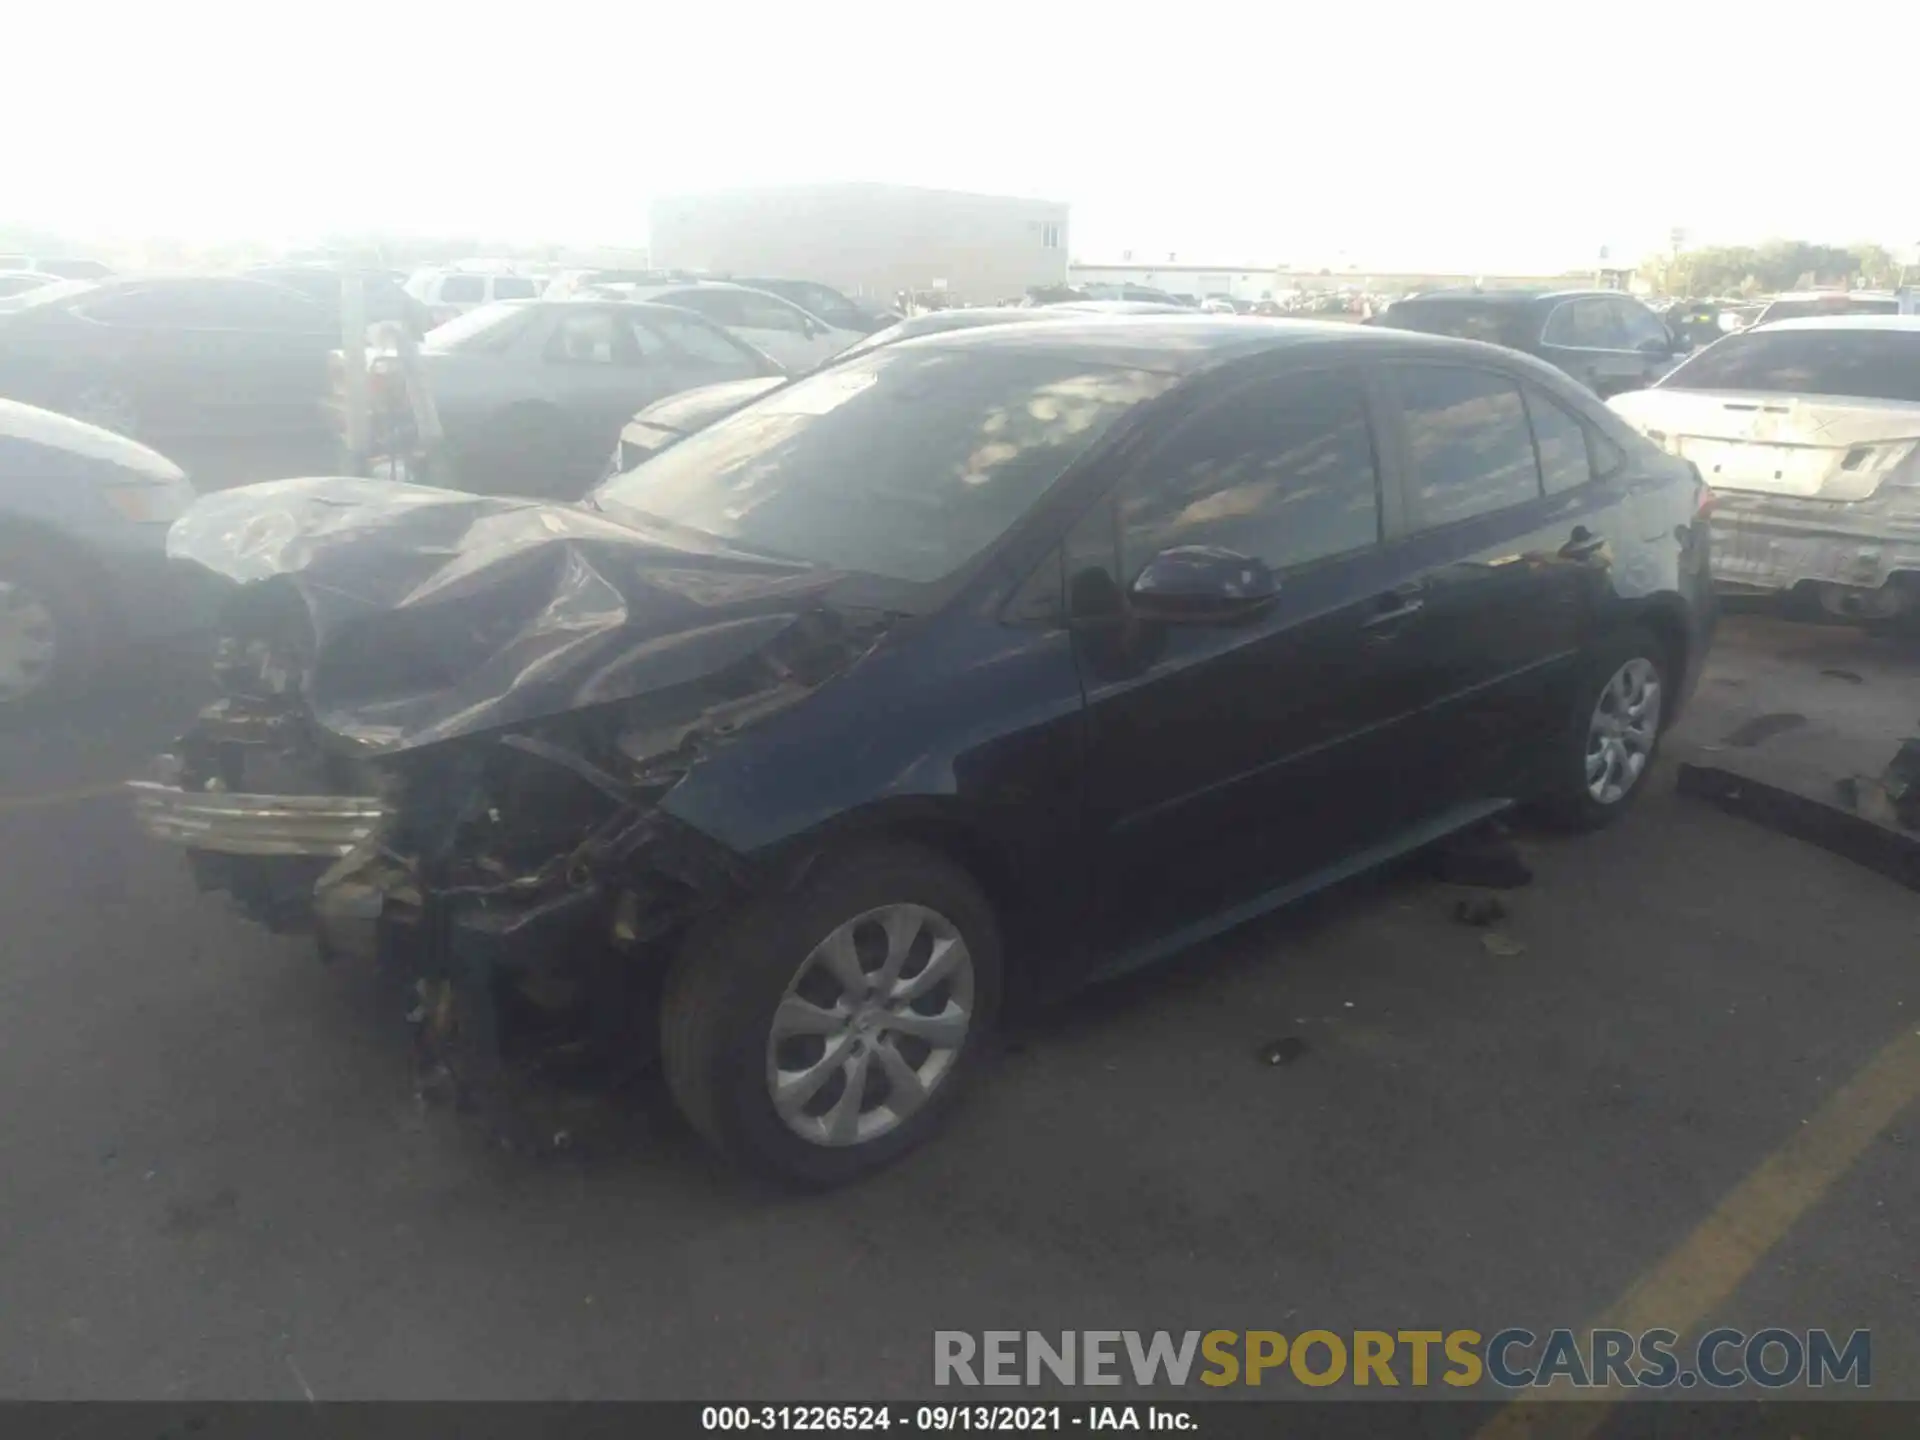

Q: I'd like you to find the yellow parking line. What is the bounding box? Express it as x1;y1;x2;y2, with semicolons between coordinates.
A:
1477;1023;1920;1439
0;781;127;815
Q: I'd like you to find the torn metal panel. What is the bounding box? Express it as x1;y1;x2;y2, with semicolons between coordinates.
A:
165;475;871;755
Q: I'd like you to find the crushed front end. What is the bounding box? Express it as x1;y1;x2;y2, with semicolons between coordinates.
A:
130;476;887;1145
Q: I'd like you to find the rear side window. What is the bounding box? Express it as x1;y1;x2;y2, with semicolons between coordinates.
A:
1118;370;1381;577
438;275;485;304
1522;387;1593;495
1660;329;1920;404
1382;300;1528;349
492;276;538;300
1389;365;1541;529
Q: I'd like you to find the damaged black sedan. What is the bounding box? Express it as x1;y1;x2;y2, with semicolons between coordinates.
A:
131;317;1714;1185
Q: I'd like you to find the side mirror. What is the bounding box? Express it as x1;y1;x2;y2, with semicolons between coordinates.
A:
1128;545;1277;622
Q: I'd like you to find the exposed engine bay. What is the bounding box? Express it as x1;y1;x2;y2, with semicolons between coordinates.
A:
129;477;895;1138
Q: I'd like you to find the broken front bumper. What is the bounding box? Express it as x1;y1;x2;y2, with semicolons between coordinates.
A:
128;763;386;859
1712;488;1920;597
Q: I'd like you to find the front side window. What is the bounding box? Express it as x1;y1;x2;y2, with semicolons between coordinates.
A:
1611;299;1672;350
1659;328;1920;403
1543;298;1627;350
598;348;1173;584
730;291;810;333
1117;370;1380;578
635;309;768;368
1389;365;1542;529
545;310;624;365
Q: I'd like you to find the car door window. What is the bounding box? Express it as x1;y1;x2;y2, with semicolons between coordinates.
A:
634;309;757;365
727;291;810;334
662;290;741;327
438;275;485;304
491;276;539;301
1389;365;1542;528
1522;385;1594;495
544;310;629;365
1117;369;1381;579
1611;299;1671;351
1544;298;1629;350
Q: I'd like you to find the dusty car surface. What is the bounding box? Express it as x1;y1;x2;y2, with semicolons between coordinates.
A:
1610;316;1920;619
130;317;1715;1185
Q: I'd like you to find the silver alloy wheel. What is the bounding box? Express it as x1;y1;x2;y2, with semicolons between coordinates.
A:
766;902;975;1148
70;384;139;438
0;578;59;703
1586;657;1662;805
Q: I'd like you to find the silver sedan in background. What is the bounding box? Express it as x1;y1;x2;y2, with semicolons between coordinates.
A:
402;298;785;498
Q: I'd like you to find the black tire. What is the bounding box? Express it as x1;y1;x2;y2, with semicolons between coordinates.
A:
0;537;106;709
1536;626;1671;831
662;841;1003;1187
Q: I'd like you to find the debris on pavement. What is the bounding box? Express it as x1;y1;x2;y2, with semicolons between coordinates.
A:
1820;668;1866;685
1881;739;1920;830
1453;895;1508;927
1481;932;1527;958
1721;712;1808;748
1255;1037;1309;1067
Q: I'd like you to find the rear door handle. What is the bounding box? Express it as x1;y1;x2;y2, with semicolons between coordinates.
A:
1560;526;1607;560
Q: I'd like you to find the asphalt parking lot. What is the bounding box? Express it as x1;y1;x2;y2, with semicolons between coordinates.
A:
1;617;1916;1408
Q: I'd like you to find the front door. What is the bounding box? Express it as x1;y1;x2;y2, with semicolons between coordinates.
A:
1069;366;1436;971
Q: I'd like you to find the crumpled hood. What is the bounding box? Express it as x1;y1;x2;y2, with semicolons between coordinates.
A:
167;475;844;754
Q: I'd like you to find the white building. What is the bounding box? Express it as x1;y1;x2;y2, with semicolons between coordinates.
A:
650;183;1070;305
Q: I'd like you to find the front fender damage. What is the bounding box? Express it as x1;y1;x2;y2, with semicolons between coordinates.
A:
133;475;900;1147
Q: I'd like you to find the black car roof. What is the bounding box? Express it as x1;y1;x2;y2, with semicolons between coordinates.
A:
1397;288;1617;307
896;314;1487;374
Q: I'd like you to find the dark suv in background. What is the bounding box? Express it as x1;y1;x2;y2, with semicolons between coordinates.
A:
1376;288;1687;397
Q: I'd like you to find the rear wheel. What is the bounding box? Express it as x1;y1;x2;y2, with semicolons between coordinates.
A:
662;842;1002;1186
1537;627;1669;829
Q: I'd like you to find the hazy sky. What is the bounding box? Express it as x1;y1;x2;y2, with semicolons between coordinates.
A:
6;0;1912;273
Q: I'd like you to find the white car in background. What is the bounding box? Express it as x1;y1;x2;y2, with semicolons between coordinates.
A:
595;281;863;371
1610;315;1920;620
402;268;545;327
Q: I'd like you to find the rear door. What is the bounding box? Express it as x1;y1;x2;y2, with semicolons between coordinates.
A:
1538;297;1649;396
1071;365;1436;966
1372;362;1625;805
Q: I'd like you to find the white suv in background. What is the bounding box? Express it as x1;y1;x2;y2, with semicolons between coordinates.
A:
404;269;544;327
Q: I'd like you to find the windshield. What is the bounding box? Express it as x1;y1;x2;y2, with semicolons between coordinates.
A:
597;346;1175;584
1659;328;1920;404
422;302;537;353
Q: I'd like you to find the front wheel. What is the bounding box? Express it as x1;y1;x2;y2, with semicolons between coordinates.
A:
662;842;1002;1186
1536;627;1669;830
0;541;104;708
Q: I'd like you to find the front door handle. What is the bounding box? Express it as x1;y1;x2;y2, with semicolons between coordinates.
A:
1560;526;1607;560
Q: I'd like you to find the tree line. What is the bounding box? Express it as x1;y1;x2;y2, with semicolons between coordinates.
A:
1642;239;1907;297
